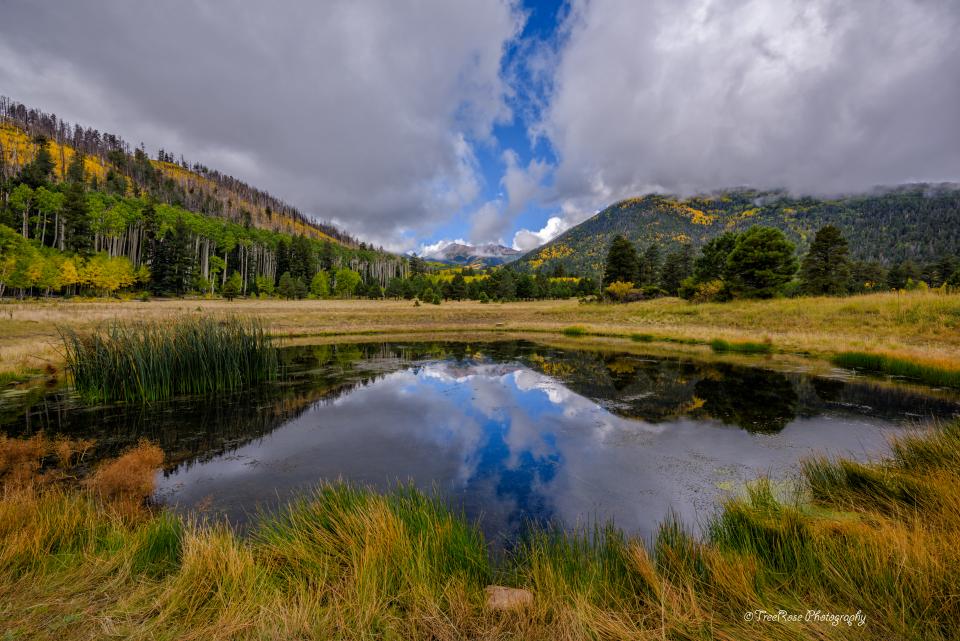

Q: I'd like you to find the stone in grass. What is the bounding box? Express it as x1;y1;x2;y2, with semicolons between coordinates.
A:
484;585;534;611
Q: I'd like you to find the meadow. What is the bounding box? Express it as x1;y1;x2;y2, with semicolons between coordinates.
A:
2;289;960;386
1;420;958;640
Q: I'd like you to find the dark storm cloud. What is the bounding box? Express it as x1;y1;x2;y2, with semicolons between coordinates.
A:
0;0;522;249
539;0;960;226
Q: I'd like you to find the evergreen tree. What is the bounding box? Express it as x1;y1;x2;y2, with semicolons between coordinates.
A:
887;260;920;290
385;277;406;299
724;226;797;299
275;238;290;286
849;260;888;293
638;244;662;287
289;235;313;281
149;217;193;296
576;277;598;296
19;136;55;188
318;240;335;271
409;254;425;275
221;272;242;300
277;272;295;299
62;181;92;256
800;225;851;295
693;232;738;283
448;273;467;300
602;235;638;285
659;244;693;295
515;273;537;299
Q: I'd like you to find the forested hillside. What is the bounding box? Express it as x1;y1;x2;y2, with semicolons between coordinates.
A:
0;98;406;297
518;187;960;279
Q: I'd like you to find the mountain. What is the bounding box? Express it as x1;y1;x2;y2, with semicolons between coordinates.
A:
516;186;960;278
0;97;406;295
423;242;521;268
0;96;362;248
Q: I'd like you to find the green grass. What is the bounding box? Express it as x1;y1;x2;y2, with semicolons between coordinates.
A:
630;332;655;342
709;338;773;354
60;316;279;403
832;351;960;388
4;423;960;639
561;325;588;337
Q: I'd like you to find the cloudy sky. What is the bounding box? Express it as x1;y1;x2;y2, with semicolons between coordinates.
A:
2;0;958;253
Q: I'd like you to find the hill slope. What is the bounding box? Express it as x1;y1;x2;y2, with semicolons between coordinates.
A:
517;187;960;278
0;97;363;248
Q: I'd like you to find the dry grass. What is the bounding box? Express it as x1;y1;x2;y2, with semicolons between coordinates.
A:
2;290;959;377
2;423;960;639
84;441;164;503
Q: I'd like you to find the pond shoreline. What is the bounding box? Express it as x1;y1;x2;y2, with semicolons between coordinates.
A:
2;418;959;639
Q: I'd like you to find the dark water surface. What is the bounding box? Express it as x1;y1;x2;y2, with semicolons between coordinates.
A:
3;341;959;544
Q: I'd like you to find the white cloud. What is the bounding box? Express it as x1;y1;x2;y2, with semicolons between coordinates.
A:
468;200;509;245
418;238;468;258
512;216;570;252
0;0;525;247
501;149;552;216
542;0;960;208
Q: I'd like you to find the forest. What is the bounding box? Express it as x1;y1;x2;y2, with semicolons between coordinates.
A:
599;224;960;303
519;188;960;282
0;98;408;299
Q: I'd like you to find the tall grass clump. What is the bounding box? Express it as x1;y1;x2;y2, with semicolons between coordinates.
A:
562;326;588;337
832;351;960;389
61;316;279;402
709;338;773;354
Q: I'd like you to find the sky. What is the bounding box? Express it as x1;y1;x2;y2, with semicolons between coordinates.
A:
2;0;958;255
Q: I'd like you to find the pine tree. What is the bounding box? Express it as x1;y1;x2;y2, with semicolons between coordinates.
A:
149;217;193;296
659;244;693;295
275;239;290;286
800;225;851;295
693;232;738;283
62;181;92;256
19;136;55;188
602;235;638;285
724;226;797;299
448;273;467;300
637;244;662;287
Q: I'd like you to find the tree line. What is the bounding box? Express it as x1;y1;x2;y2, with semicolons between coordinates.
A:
0;96;362;247
0;133;406;299
602;224;960;302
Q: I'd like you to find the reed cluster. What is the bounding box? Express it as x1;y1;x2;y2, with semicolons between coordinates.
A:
833;350;960;388
2;423;960;639
561;326;588;337
709;338;773;354
61;316;279;402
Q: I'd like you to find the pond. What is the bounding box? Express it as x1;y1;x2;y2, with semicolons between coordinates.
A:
4;341;959;545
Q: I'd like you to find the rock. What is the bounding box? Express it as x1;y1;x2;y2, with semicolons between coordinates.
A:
484;585;533;611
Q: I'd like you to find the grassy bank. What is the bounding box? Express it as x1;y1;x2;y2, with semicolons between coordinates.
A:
2;423;959;639
832;351;960;389
2;290;959;381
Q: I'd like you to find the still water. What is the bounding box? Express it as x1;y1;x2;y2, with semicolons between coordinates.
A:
4;341;959;544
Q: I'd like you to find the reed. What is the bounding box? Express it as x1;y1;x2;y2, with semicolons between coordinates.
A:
709;338;773;354
832;351;960;388
562;325;588;337
60;316;279;402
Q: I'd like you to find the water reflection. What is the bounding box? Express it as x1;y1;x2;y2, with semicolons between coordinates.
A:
3;341;959;544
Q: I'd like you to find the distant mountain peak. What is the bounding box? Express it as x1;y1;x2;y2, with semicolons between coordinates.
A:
420;241;521;267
